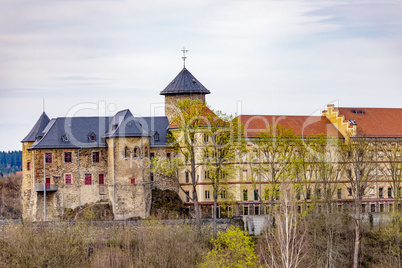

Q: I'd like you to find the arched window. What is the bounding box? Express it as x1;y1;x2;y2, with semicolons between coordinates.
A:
124;146;130;158
134;146;141;158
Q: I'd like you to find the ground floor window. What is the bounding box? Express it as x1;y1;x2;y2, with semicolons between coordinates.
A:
243;205;249;215
99;174;104;185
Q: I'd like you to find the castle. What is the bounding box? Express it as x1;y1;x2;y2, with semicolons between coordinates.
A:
21;65;402;221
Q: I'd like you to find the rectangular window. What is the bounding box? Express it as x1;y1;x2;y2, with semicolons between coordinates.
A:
254;189;259;201
204;134;209;143
65;174;72;184
185;191;190;202
166;152;171;159
130;178;136;185
243;206;249;215
379;187;383;198
92;152;100;163
205;171;209;179
27;162;31;170
45;152;52;163
362;204;366;213
255;206;260;215
348;188;352;196
150;172;154;182
337;189;342;200
221;190;227;199
388;187;392;198
296;189;301;200
371;204;376;213
99;174;104;185
243;189;248;201
205;190;210;199
150;152;155;159
185;171;189;183
316;189;321;200
306;189;311;200
64;152;72;163
85;174;92;185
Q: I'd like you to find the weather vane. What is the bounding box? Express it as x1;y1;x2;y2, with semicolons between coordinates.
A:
181;47;188;68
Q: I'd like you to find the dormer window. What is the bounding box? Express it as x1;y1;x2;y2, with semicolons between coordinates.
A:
36;135;43;142
88;131;96;141
154;131;159;141
61;132;69;142
111;124;118;130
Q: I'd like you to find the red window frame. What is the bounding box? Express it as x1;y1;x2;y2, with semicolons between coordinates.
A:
130;178;136;185
99;174;104;185
64;152;72;163
45;152;52;163
85;174;92;185
92;152;100;163
65;174;72;184
27;162;31;170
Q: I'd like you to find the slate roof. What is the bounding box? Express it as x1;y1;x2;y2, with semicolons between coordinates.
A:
160;68;211;95
336;107;402;137
21;112;50;142
26;110;170;149
238;115;343;138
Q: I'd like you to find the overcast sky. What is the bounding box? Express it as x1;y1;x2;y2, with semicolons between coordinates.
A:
1;0;401;151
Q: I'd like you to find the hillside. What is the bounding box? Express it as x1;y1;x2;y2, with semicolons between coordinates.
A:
0;151;22;176
0;173;22;219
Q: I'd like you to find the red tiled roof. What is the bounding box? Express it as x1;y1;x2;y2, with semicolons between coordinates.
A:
337;107;402;137
238;115;343;138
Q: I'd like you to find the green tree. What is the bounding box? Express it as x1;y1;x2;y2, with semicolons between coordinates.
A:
203;111;246;236
253;124;297;208
199;226;259;268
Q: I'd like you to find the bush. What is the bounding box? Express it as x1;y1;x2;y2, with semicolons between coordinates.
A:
199;226;259;268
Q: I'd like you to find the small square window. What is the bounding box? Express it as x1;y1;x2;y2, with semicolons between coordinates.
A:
45;152;52;163
64;152;72;163
99;174;104;185
85;174;92;185
130;178;136;185
65;174;72;184
92;152;100;163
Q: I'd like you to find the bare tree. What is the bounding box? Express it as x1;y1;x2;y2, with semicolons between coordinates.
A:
259;188;310;268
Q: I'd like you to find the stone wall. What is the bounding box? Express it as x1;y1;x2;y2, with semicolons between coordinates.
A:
164;94;206;122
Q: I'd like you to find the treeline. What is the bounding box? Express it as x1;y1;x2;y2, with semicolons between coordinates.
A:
0;151;22;176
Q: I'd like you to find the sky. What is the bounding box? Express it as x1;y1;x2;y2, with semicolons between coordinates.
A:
1;0;401;151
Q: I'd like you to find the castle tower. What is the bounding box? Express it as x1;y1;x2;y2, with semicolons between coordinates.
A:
160;67;211;122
